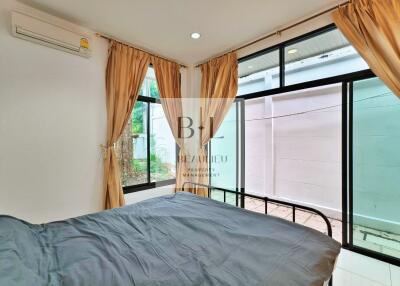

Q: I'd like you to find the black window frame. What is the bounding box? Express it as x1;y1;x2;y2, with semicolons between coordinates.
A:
122;95;176;194
237;23;372;100
237;24;400;267
119;24;400;266
237;47;281;94
344;77;400;267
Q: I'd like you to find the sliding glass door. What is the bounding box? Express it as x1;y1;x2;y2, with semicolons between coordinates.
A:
209;99;244;206
350;77;400;260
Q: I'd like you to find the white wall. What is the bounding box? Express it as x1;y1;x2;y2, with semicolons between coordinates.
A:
0;0;108;223
244;97;272;195
245;84;342;219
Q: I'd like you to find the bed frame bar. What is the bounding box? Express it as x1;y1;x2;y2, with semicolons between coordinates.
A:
182;182;333;238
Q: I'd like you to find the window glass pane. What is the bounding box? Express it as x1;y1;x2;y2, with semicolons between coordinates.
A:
285;29;369;86
238;49;279;95
209;103;238;206
140;67;160;98
352;77;400;258
150;104;176;182
116;101;148;186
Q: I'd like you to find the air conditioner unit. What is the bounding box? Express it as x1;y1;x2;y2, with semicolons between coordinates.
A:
11;11;91;58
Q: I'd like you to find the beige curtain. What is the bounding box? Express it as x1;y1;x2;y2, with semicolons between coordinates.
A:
151;57;190;191
104;41;150;209
332;0;400;97
196;52;238;196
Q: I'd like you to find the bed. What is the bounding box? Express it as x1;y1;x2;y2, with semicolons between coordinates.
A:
0;191;340;286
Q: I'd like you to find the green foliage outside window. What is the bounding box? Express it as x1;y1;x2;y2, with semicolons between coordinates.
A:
132;101;145;134
130;134;171;181
132;158;146;173
131;80;159;134
127;91;174;183
149;80;159;98
150;134;168;174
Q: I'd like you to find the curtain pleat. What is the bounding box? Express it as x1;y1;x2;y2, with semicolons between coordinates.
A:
151;57;190;192
104;41;150;209
197;52;238;197
333;0;400;97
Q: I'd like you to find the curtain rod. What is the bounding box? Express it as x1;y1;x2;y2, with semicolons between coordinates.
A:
195;0;350;68
95;33;187;68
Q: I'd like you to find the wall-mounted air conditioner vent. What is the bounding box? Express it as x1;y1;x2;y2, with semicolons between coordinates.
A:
11;11;91;58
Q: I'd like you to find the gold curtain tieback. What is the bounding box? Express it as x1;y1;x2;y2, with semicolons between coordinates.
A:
100;143;116;159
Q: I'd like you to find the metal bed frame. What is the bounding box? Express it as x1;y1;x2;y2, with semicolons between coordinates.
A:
182;181;334;286
183;182;332;236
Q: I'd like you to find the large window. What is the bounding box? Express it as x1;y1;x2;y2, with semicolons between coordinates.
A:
139;67;160;99
117;101;148;186
238;49;280;95
351;77;400;259
116;67;176;191
150;104;176;182
234;23;400;265
284;28;368;85
237;25;370;96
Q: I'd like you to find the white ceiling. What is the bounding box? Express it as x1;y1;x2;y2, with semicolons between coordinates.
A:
19;0;340;65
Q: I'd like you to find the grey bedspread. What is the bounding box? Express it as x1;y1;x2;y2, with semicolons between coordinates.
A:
0;192;340;286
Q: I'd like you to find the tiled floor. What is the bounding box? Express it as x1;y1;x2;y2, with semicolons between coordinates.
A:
333;249;400;286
